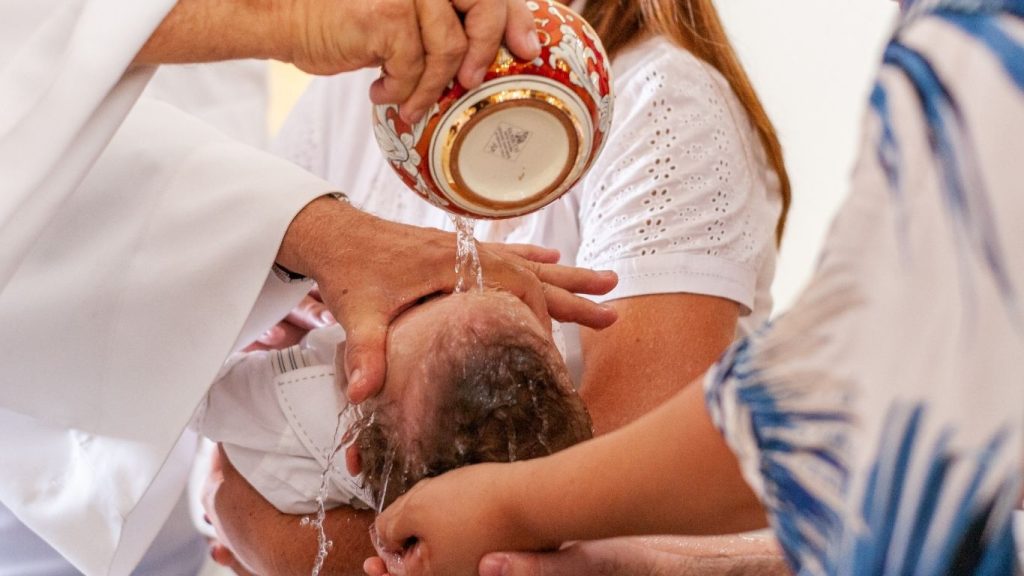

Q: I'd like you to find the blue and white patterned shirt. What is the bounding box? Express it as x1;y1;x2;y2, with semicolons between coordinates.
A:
706;1;1024;574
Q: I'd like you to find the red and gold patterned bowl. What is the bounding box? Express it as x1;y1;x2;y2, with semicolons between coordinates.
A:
372;0;613;219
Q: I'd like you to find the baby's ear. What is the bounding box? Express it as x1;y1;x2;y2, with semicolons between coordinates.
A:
345;443;362;476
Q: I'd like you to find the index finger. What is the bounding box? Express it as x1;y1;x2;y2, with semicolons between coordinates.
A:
501;0;541;62
520;261;618;329
532;262;618;296
481;258;553;336
371;513;418;574
453;0;508;88
483;242;560;264
398;0;468;123
370;5;426;106
455;0;539;87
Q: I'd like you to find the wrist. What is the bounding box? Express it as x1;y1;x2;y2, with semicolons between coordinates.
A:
277;0;334;73
275;193;358;280
228;0;296;61
261;0;299;64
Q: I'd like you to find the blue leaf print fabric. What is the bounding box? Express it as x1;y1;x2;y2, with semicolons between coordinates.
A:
705;2;1024;574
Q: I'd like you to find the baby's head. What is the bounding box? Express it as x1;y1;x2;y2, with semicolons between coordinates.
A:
349;289;592;509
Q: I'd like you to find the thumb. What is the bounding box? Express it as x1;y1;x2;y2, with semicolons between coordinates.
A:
479;549;594;576
341;320;388;403
372;503;417;560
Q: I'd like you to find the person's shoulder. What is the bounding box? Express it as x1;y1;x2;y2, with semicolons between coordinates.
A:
610;34;740;116
883;1;1024;100
894;0;1024;47
611;34;707;87
900;0;1018;20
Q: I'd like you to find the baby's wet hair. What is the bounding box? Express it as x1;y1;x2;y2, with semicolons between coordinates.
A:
354;320;592;510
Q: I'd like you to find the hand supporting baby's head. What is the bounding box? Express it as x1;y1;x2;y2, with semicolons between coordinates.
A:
351;290;593;510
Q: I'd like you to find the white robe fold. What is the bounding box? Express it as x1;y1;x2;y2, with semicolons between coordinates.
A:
0;3;341;574
0;0;176;287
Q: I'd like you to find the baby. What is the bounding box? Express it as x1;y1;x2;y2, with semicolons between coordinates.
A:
193;289;593;513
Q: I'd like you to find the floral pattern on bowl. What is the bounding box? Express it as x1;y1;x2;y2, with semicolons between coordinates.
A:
372;0;613;219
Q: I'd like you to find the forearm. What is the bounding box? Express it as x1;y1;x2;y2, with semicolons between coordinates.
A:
134;0;292;65
513;382;766;543
631;535;790;576
315;507;379;575
245;506;376;575
210;445;377;575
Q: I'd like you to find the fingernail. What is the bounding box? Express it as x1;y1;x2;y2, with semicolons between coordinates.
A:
529;32;542;54
472;67;487;87
209;545;224;564
479;554;511;576
348;369;363;399
401;108;424;125
260;325;284;342
320;310;336;326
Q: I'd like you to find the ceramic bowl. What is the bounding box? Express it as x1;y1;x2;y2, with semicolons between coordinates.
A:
371;0;613;219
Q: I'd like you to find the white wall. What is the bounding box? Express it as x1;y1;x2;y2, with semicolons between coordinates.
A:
716;0;898;312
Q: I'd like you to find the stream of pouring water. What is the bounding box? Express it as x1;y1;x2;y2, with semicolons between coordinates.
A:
452;215;483;293
303;409;346;576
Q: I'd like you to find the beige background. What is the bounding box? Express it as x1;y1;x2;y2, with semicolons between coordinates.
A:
267;61;312;135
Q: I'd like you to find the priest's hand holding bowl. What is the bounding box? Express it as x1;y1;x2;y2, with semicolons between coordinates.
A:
134;0;545;122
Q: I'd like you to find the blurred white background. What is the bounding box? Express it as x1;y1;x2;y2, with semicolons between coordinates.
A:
716;0;898;311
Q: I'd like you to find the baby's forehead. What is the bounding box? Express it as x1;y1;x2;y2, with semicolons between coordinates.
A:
391;288;522;331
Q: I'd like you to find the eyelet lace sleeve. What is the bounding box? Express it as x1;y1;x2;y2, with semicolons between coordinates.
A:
575;39;781;311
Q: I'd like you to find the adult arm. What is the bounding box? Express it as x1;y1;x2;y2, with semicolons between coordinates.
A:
486;294;769;576
204;445;376;575
472;536;789;576
372;381;765;575
135;0;541;121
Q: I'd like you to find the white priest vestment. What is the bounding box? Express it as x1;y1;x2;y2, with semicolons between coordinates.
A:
0;2;337;574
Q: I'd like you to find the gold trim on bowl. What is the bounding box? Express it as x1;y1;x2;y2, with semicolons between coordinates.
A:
439;90;584;211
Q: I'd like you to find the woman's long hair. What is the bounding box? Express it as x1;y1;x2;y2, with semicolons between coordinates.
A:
581;0;792;243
